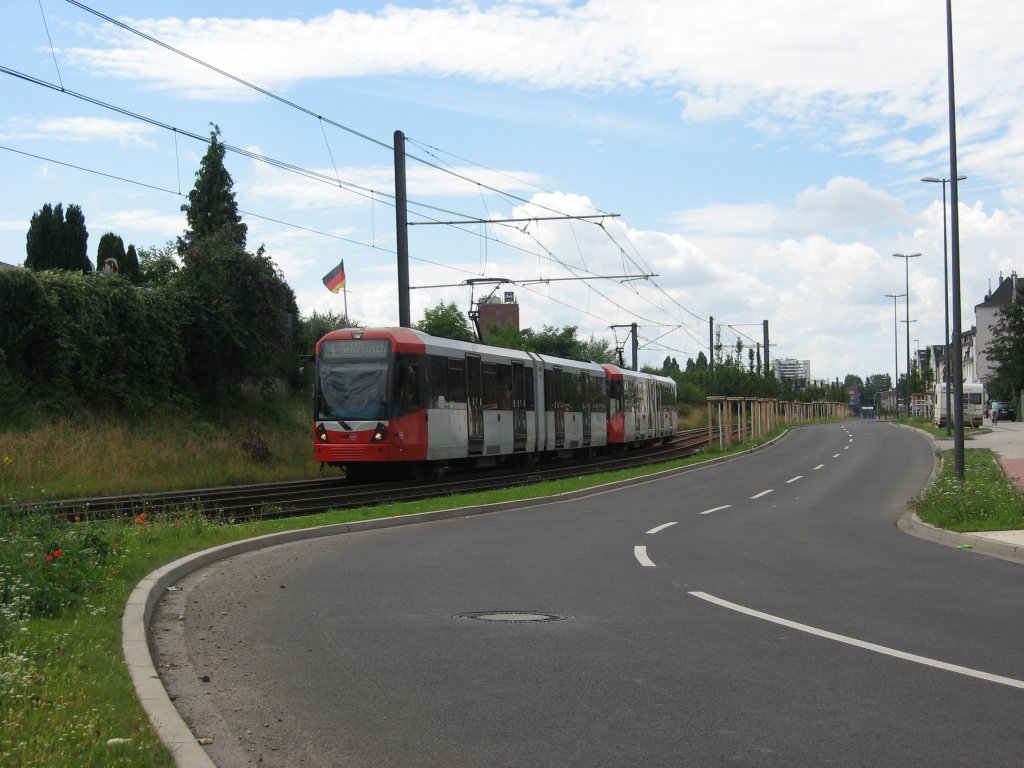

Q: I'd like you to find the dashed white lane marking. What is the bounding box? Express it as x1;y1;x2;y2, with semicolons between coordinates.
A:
750;489;773;499
700;505;732;516
844;445;850;450
689;592;1024;691
814;464;825;470
634;546;656;567
833;454;841;458
786;476;803;484
646;522;678;535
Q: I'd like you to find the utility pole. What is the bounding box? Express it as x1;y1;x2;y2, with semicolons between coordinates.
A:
610;324;639;370
394;130;411;328
762;320;770;378
708;316;714;371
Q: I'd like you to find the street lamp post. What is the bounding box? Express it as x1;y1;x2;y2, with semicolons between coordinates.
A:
944;0;966;480
922;174;966;435
893;253;922;416
885;292;906;416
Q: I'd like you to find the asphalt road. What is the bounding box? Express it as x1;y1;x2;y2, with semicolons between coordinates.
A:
159;421;1024;767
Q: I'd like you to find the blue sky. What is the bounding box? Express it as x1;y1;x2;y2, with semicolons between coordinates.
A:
3;0;1023;382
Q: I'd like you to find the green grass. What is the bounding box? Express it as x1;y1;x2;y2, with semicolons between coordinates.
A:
913;448;1024;531
891;415;990;440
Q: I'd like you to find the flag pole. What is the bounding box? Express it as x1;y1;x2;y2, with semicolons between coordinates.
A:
343;282;348;321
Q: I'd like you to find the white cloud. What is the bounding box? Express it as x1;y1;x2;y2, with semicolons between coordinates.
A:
671;204;780;236
673;178;908;240
0;117;157;145
59;1;1024;190
93;209;183;237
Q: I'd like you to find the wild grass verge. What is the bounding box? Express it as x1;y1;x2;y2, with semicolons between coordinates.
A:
913;448;1024;531
0;393;322;503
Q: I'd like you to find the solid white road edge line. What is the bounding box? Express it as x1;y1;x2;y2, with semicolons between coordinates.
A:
646;522;678;534
700;505;732;515
634;546;656;567
688;591;1024;691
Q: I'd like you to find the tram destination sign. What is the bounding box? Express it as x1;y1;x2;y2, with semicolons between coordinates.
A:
322;339;389;358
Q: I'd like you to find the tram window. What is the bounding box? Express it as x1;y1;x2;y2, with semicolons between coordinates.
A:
497;364;512;410
428;356;447;407
447;358;466;404
592;376;606;413
483;362;498;409
393;353;421;417
609;380;623;414
525;368;535;409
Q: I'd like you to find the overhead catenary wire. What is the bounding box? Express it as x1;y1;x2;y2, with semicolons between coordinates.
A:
57;2;720;326
32;1;764;362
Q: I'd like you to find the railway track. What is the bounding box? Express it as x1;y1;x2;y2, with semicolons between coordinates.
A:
6;428;719;524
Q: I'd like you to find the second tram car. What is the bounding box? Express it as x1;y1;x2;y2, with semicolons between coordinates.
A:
314;327;677;477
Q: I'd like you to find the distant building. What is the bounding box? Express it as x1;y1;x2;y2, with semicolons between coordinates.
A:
975;271;1022;385
0;260;20;270
775;358;810;384
476;291;520;342
961;326;977;385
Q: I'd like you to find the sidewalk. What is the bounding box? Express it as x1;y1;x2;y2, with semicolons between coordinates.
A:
930;420;1024;553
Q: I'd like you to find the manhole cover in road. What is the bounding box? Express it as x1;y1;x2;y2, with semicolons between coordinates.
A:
456;611;572;623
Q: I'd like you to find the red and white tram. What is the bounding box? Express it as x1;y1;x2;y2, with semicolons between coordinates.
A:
314;327;676;477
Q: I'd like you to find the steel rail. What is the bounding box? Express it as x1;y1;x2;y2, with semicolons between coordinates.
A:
5;428;734;523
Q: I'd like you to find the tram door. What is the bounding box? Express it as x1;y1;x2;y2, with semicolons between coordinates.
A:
512;361;527;452
581;374;592;445
552;367;565;449
466;355;484;455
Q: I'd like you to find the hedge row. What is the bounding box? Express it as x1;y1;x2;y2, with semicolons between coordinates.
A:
0;269;193;417
0;257;303;422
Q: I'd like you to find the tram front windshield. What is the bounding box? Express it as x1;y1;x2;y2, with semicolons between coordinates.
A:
318;339;389;421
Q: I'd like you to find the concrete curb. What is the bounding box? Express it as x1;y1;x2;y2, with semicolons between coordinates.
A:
125;433;789;767
895;422;1024;566
897;509;1024;564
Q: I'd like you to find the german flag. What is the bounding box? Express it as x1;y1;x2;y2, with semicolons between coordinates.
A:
322;260;346;293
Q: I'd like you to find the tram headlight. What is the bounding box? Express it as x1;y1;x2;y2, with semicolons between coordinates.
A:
316;423;329;443
371;423;388;442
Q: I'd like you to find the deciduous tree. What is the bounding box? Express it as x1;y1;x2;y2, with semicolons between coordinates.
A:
985;302;1024;401
416;301;475;342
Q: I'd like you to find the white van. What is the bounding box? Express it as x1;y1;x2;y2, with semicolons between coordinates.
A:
933;382;984;428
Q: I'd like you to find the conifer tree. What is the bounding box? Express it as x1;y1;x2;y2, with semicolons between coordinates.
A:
97;232;126;273
25;202;91;272
178;124;247;257
63;204;91;272
122;244;141;284
25;203;64;271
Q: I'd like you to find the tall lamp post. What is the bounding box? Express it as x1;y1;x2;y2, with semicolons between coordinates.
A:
893;253;922;416
922;175;966;435
885;292;906;416
944;0;966;479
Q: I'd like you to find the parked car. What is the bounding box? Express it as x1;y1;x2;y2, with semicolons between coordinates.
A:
991;401;1016;422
